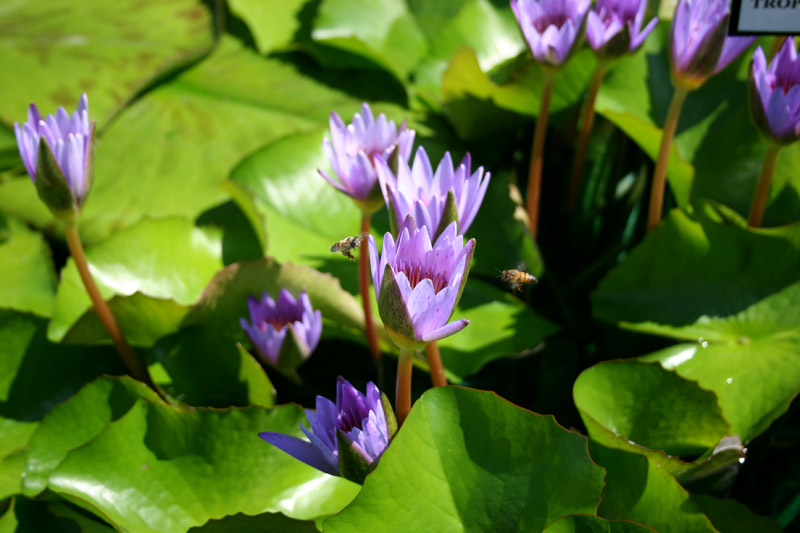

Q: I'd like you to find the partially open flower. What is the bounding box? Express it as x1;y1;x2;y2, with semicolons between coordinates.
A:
750;39;800;145
510;0;591;67
260;377;397;484
368;216;474;351
669;0;755;91
585;0;657;59
14;93;95;220
376;147;491;238
319;103;416;213
240;289;322;370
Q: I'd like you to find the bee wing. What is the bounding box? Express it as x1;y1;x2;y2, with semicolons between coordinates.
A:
330;242;342;252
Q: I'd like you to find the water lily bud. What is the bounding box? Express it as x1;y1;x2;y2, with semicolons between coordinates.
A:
510;0;591;67
260;377;396;484
319;103;416;214
585;0;657;59
376;148;491;239
669;0;755;91
368;216;474;351
749;39;800;145
240;289;322;371
13;94;95;221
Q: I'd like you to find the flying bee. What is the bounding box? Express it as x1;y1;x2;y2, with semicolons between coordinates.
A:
330;235;365;261
500;269;537;293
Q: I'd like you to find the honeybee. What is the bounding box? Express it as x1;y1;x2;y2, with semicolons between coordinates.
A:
500;269;537;293
330;235;364;261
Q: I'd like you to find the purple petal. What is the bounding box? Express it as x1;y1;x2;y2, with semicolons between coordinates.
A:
259;432;339;476
715;36;756;73
419;319;470;343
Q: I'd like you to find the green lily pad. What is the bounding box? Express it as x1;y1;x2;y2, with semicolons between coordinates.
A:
0;310;122;422
691;494;782;533
0;0;213;129
48;217;224;345
183;257;365;340
590;443;717;532
228;0;307;54
574;360;730;456
189;512;318;532
38;377;358;531
543;514;656;532
148;326;275;408
0;216;56;317
0;419;37;500
324;387;605;532
0;36;366;245
641;336;800;443
592;210;800;341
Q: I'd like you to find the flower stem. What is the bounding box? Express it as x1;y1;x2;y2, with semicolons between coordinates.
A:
359;212;381;365
748;145;781;228
63;222;153;388
567;62;607;213
396;348;415;425
425;341;447;387
647;87;688;232
526;73;555;239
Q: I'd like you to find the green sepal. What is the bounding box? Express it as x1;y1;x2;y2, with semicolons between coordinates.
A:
81;120;97;208
381;391;398;439
336;429;374;485
386;196;400;238
451;238;476;320
595;26;631;59
35;138;78;222
433;189;459;241
274;325;310;374
378;264;422;350
385;142;400;175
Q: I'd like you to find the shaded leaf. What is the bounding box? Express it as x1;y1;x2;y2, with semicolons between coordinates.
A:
0;216;56;317
324;387;605;532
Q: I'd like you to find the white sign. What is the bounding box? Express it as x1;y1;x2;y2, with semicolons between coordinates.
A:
732;0;800;34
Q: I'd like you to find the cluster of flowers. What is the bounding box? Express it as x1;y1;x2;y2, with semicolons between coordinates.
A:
14;0;799;487
244;103;490;483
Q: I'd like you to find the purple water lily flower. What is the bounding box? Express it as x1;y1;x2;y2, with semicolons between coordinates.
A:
260;377;395;484
585;0;657;58
240;289;322;369
375;147;491;238
368;216;474;350
14;93;95;213
669;0;755;90
319;103;416;213
510;0;591;67
750;38;800;144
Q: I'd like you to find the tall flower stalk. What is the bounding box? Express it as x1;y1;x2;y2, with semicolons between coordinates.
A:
568;0;657;212
511;0;591;237
747;38;800;227
647;0;754;231
319;104;415;367
15;95;153;389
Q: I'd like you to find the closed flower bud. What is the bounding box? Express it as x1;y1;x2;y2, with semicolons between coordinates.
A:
13;94;95;221
749;38;800;145
669;0;754;91
585;0;657;59
511;0;591;67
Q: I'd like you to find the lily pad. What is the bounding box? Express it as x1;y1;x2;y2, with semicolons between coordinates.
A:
48;217;224;345
0;0;213;129
543;514;656;532
41;377;359;532
0;216;56;317
324;387;605;532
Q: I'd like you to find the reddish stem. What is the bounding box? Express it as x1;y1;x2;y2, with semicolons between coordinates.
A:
359;213;381;363
647;88;688;232
526;74;555;239
425;341;447;387
396;349;414;425
64;223;153;388
748;145;780;228
568;62;607;213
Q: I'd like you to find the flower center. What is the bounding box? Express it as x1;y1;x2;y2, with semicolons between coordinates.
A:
533;13;568;33
396;260;449;293
771;72;800;94
258;309;302;332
